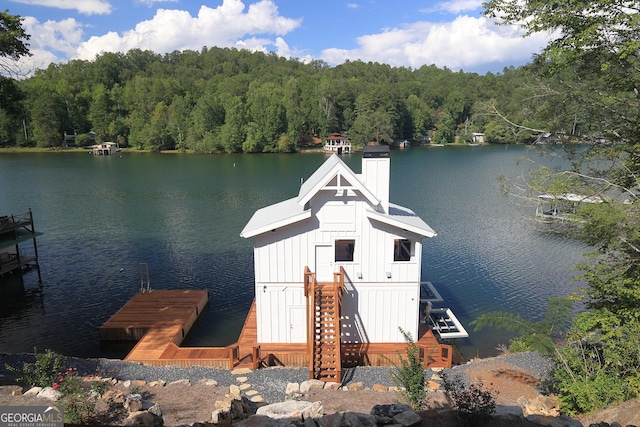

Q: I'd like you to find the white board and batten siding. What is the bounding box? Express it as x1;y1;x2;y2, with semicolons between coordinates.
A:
255;284;307;343
341;284;420;343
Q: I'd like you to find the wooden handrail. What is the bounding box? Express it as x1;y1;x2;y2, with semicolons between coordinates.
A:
304;266;315;297
305;266;315;378
333;267;344;382
333;266;345;306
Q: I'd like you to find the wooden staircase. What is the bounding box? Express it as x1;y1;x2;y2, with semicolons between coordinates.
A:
305;267;344;382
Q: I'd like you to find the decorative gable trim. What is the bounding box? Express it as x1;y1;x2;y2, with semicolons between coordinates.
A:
297;155;380;208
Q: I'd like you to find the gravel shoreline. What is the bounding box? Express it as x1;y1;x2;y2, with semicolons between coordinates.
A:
0;351;552;405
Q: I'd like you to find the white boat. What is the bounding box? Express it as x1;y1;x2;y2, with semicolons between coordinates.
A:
429;308;469;339
535;193;603;221
420;281;469;339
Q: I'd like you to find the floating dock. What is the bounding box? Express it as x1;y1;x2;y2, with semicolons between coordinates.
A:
99;290;223;365
100;290;455;369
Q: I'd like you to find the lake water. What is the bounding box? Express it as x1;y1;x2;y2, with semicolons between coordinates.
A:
0;146;589;360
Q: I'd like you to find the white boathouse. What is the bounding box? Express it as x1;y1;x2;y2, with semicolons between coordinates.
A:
240;145;462;381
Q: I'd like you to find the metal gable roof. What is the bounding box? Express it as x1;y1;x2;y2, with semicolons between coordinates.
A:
240;154;436;240
365;203;437;238
239;197;311;239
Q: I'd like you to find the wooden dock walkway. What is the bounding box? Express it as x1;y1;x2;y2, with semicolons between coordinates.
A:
100;290;454;369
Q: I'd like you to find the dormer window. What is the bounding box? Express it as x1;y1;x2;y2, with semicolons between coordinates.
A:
335;239;355;262
394;239;411;261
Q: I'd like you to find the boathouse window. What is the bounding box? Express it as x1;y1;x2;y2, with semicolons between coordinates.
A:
394;239;411;261
335;239;355;262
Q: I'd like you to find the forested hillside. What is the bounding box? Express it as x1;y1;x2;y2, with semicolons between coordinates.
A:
0;47;595;152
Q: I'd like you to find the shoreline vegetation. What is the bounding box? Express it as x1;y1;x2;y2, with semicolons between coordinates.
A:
0;141;491;155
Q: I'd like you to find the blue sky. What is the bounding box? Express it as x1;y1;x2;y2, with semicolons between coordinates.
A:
6;0;552;75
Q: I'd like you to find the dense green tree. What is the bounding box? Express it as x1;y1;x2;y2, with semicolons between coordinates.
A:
190;90;225;152
146;101;172;151
0;9;30;76
0;10;30;145
405;94;433;140
89;84;114;142
483;0;640;414
284;77;305;150
219;96;246;153
244;81;286;152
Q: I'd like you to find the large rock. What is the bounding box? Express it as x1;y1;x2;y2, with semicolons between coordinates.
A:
370;403;413;418
370;403;415;425
124;393;143;412
23;386;42;396
256;400;323;420
318;412;377;427
392;409;422;427
125;410;163;427
345;382;364;391
522;395;560;417
527;414;583;427
230;415;278;426
300;379;325;393
215;395;248;420
36;387;61;401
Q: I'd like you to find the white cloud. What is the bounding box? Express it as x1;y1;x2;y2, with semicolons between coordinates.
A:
429;0;484;14
320;15;550;71
137;0;179;6
11;0;111;15
74;0;302;60
16;16;85;71
273;36;313;62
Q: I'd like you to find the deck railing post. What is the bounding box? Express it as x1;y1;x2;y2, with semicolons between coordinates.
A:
229;345;239;369
252;346;260;370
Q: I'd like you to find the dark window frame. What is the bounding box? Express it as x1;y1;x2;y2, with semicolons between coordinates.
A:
394;238;412;261
335;239;355;262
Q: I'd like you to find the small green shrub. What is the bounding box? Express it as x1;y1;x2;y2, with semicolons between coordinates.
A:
388;328;428;410
90;380;109;397
6;349;98;424
6;348;66;387
441;371;497;425
53;366;99;423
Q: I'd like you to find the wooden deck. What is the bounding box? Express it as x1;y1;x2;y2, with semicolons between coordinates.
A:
100;290;454;369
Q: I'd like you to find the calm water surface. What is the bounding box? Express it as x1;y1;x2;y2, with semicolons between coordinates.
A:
0;146;588;360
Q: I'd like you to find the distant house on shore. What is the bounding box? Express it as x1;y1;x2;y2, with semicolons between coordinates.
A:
323;133;351;154
91;142;120;155
471;133;485;144
240;145;464;381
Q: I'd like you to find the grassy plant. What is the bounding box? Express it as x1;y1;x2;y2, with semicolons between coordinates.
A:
387;328;428;410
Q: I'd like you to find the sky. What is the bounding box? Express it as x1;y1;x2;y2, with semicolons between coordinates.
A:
5;0;553;75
